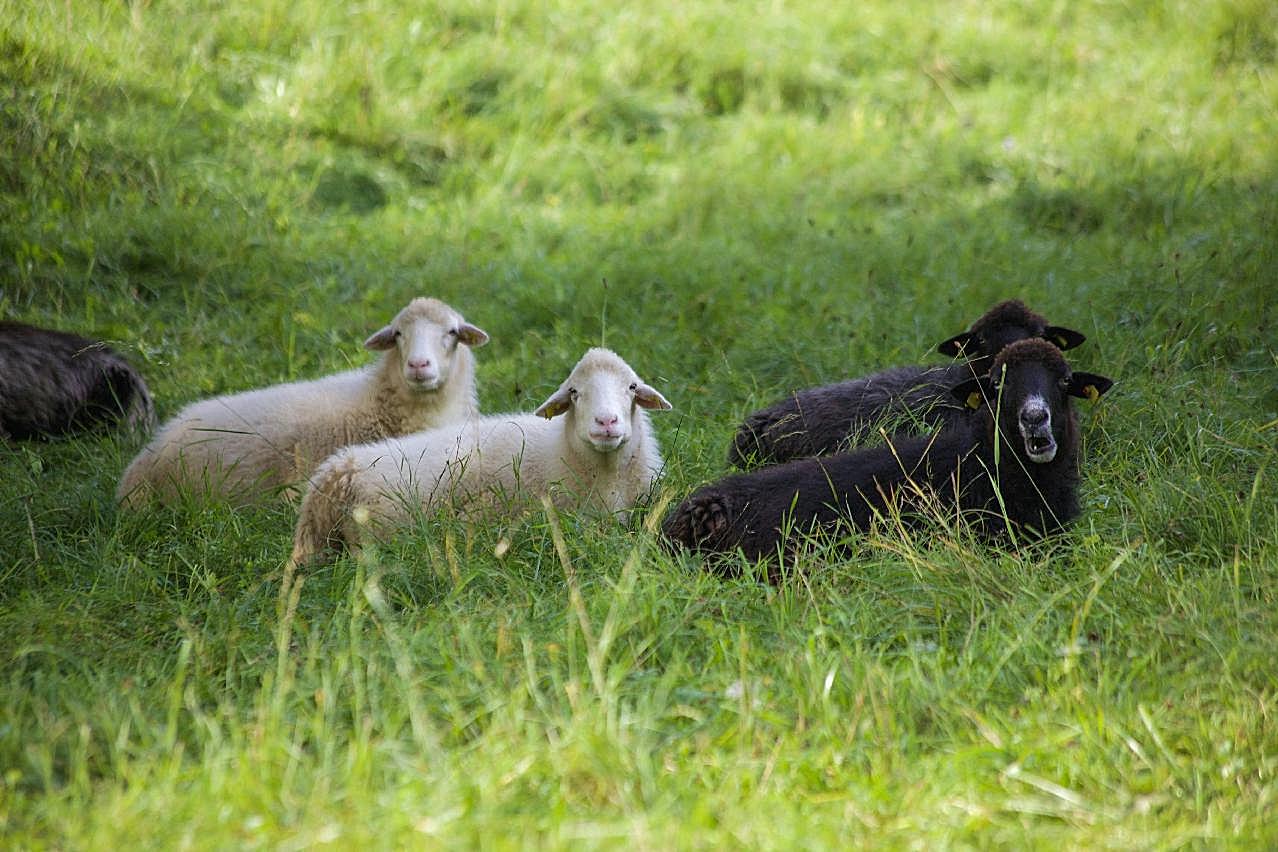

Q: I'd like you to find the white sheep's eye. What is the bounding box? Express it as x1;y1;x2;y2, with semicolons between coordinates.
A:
628;383;637;392
447;328;458;337
393;330;403;339
568;387;578;399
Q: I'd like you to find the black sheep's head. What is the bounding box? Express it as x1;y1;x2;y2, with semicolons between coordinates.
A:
936;299;1087;367
950;339;1113;464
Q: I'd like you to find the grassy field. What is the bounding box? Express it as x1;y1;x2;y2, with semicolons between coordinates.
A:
3;0;1277;846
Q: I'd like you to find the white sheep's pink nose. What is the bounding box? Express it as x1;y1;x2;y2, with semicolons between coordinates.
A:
594;414;619;427
405;358;439;385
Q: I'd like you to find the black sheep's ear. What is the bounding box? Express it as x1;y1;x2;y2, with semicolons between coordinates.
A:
1067;372;1114;402
1044;326;1086;350
951;376;993;410
937;331;975;358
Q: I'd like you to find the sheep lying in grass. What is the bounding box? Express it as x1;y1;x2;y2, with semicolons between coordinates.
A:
728;299;1086;467
0;322;154;440
665;339;1112;572
290;347;672;565
117;297;489;506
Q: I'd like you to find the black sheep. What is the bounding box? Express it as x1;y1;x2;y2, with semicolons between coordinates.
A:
665;339;1112;571
0;321;155;440
728;299;1086;467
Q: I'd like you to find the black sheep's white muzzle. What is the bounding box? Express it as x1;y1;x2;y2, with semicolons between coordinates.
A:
1018;398;1057;463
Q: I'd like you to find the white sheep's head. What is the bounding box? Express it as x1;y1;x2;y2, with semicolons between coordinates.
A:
364;297;489;392
533;347;672;453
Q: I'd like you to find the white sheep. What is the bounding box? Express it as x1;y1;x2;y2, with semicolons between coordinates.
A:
117;297;489;506
289;347;672;564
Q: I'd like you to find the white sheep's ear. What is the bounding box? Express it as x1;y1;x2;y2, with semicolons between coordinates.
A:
534;387;573;419
456;323;490;347
364;325;398;351
633;382;672;411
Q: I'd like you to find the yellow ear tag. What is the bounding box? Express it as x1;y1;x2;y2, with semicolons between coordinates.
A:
1084;385;1100;402
966;391;983;410
1054;335;1070;348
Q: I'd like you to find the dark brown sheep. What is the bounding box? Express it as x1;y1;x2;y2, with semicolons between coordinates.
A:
665;339;1112;573
0;322;154;440
728;299;1086;467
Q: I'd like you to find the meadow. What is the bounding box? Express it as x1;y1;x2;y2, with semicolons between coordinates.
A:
2;0;1277;846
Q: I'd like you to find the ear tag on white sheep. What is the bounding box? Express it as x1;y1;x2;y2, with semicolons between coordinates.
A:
966;391;983;410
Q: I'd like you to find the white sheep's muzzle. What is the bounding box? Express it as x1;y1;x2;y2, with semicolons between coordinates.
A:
399;320;453;392
586;430;628;452
577;378;633;454
583;410;630;453
404;367;442;391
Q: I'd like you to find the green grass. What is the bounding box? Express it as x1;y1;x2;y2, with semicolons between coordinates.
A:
3;0;1277;846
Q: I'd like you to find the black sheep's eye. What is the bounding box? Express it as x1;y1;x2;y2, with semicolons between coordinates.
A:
1058;376;1071;390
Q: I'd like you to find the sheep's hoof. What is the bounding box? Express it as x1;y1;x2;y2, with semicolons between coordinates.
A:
689;492;732;543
